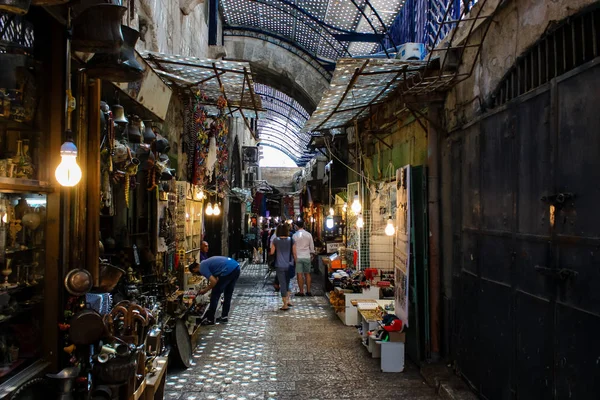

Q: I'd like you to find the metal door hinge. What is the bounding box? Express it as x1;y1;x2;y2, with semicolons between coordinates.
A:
534;265;578;281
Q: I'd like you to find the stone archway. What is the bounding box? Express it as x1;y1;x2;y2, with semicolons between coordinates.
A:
224;36;331;113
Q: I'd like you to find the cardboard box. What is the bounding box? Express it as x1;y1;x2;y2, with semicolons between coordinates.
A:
388;331;406;343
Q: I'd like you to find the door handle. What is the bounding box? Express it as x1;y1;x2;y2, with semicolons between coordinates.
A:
534;265;578;281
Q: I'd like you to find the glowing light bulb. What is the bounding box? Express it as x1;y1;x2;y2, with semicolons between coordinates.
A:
55;141;82;187
213;203;221;216
326;216;334;229
385;216;395;236
356;214;364;228
205;202;214;216
329;207;334;216
351;191;361;214
343;203;348;212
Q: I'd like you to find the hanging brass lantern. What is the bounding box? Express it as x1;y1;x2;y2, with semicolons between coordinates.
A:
71;3;126;53
0;0;30;15
85;26;144;82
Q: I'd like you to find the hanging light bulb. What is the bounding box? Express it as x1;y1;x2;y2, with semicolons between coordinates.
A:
329;207;334;216
385;216;395;236
326;215;334;229
356;213;364;228
213;202;221;216
55;141;82;187
205;202;214;216
351;191;361;214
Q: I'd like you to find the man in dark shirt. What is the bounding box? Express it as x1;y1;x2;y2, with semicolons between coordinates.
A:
200;241;209;261
197;256;241;325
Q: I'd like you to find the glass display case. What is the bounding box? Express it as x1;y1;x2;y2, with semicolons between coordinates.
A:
0;192;46;383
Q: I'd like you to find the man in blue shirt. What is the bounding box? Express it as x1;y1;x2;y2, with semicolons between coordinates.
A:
197;256;241;325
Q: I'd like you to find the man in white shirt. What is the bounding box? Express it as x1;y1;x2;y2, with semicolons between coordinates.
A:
292;220;315;296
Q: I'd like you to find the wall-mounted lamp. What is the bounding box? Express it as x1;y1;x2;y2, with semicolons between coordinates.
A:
55;141;82;187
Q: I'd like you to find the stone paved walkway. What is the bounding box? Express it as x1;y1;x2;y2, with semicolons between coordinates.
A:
165;264;437;400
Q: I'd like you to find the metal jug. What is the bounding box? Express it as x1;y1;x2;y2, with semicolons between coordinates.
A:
0;0;30;15
154;134;170;154
142;120;156;143
86;25;144;82
126;115;142;143
112;104;128;124
71;3;126;53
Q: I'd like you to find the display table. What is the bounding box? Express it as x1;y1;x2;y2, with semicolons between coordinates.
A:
356;301;405;372
334;286;380;326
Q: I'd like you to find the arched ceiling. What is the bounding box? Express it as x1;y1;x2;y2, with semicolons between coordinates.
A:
221;0;406;65
254;83;315;166
221;0;408;167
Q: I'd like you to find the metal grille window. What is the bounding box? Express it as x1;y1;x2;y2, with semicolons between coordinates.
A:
489;6;600;108
0;13;35;53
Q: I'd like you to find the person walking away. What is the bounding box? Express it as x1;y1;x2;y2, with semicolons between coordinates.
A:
292;220;315;296
261;225;270;263
198;256;241;325
270;224;294;310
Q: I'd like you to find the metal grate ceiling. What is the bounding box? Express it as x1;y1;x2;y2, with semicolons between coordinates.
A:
254;83;315;166
221;0;407;63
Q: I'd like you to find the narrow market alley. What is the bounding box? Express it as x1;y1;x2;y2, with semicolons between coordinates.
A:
165;264;437;400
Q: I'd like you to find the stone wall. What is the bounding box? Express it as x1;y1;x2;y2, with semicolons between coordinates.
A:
261;167;302;192
133;0;214;57
445;0;598;131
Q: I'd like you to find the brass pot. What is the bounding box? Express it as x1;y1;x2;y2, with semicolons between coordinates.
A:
71;4;126;53
0;0;30;15
86;26;144;82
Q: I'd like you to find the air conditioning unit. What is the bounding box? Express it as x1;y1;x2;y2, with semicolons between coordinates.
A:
242;146;259;166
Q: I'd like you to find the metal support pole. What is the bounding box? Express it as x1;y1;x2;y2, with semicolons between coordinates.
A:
427;103;442;361
208;0;219;46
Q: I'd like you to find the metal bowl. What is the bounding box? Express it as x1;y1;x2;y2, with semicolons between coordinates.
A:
64;268;93;296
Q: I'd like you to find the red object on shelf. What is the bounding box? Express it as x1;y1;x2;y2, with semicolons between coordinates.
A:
377;281;391;287
353;250;358;267
364;268;377;281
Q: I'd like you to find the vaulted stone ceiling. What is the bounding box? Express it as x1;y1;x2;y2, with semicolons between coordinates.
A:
221;0;408;166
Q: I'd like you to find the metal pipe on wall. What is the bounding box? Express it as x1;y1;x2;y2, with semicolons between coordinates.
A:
209;0;219;46
427;103;442;361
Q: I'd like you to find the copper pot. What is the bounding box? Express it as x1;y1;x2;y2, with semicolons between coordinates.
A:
69;308;105;345
86;26;144;82
0;0;30;15
71;4;126;53
97;263;125;292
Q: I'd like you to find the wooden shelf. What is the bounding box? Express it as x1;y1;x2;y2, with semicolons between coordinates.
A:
0;178;53;194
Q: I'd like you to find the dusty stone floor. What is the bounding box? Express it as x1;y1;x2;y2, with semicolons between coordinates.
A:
165;264;437;400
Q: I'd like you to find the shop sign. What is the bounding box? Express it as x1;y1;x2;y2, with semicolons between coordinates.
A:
326;241;342;253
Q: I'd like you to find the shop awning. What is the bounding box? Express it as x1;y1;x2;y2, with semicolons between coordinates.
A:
141;52;263;120
303;58;437;132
